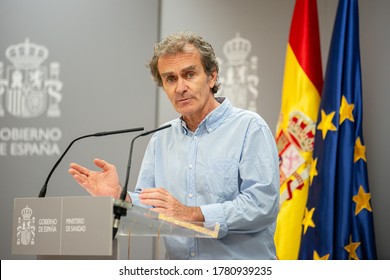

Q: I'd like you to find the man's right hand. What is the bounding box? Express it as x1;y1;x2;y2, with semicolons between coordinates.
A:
68;158;123;199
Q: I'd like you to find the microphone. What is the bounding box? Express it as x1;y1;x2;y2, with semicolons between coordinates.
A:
112;123;172;238
121;124;172;200
38;127;144;198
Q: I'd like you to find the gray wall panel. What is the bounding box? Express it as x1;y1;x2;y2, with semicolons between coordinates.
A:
0;0;159;259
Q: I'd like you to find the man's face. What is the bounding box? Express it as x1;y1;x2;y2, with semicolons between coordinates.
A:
157;46;217;120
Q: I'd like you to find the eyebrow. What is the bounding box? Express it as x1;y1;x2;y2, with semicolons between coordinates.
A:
160;65;197;78
181;65;197;73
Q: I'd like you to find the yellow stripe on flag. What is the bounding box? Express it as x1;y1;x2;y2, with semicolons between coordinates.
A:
275;44;321;260
277;45;321;128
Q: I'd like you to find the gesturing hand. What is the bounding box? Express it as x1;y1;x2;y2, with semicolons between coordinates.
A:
68;158;122;199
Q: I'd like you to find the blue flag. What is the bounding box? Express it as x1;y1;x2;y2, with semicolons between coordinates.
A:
298;0;377;260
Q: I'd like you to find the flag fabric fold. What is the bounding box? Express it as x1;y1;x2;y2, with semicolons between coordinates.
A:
274;0;323;260
298;0;377;260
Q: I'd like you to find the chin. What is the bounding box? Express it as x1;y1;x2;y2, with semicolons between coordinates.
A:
175;104;195;115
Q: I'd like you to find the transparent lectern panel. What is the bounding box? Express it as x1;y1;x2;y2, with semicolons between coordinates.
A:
114;201;219;239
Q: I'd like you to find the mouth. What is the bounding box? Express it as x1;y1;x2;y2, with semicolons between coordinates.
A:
177;97;192;104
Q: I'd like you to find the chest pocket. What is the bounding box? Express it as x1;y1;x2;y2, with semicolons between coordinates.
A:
205;158;239;201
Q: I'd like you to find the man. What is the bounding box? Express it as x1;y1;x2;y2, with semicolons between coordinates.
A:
68;31;279;259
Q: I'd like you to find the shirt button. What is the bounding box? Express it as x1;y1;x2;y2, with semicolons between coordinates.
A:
191;252;196;257
188;164;193;169
188;193;193;198
193;136;198;140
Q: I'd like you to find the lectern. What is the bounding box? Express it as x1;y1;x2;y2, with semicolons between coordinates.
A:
12;196;219;259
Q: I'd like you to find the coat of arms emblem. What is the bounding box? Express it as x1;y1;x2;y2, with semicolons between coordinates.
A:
218;33;259;111
16;205;36;246
0;38;62;118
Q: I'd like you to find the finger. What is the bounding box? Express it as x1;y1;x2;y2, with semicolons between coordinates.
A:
139;191;167;203
140;197;167;208
69;163;91;176
140;187;168;197
71;173;90;189
155;187;168;194
68;168;80;176
94;158;112;171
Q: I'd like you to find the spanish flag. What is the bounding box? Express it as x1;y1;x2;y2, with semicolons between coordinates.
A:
274;0;323;259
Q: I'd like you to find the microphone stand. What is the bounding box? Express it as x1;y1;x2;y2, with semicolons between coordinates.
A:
112;124;172;238
38;127;144;198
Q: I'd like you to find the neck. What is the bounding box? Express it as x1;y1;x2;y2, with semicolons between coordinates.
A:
182;98;220;131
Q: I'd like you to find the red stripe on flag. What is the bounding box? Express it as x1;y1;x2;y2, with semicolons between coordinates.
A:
289;0;323;94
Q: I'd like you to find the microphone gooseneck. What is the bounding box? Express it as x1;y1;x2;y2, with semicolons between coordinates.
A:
112;124;172;238
121;123;172;200
38;127;144;198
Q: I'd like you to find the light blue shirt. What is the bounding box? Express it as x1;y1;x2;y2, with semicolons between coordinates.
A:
130;97;279;259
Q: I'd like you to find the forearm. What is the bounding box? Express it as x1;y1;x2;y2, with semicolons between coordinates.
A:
200;186;279;238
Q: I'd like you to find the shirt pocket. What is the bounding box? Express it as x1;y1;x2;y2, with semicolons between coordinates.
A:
205;158;239;201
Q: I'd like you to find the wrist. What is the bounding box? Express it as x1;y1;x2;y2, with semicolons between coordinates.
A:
191;206;205;222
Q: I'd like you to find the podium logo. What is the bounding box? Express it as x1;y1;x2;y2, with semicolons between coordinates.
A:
217;33;259;112
0;38;63;118
16;205;36;246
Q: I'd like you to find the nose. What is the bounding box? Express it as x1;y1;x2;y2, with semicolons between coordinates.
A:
175;77;188;94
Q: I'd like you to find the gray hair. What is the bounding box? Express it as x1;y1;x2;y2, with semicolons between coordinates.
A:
147;31;220;94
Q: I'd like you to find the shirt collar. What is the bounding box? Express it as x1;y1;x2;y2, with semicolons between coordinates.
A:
180;97;232;136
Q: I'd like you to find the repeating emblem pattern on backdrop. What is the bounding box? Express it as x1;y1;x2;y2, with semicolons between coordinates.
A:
0;38;63;118
218;33;259;111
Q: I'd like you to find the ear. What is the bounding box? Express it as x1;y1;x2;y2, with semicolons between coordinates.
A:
208;70;218;88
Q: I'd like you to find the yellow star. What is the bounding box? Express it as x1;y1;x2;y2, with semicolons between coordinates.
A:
339;96;355;124
344;235;361;260
317;110;337;139
309;157;318;186
354;137;366;162
353;185;372;215
313;250;330;260
302;207;316;234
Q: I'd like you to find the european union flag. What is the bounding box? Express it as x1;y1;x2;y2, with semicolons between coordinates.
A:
298;0;377;260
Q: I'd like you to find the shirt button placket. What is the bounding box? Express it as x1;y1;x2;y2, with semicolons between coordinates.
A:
188;134;198;259
187;135;198;207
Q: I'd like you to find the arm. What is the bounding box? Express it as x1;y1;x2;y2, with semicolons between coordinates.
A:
200;122;280;238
